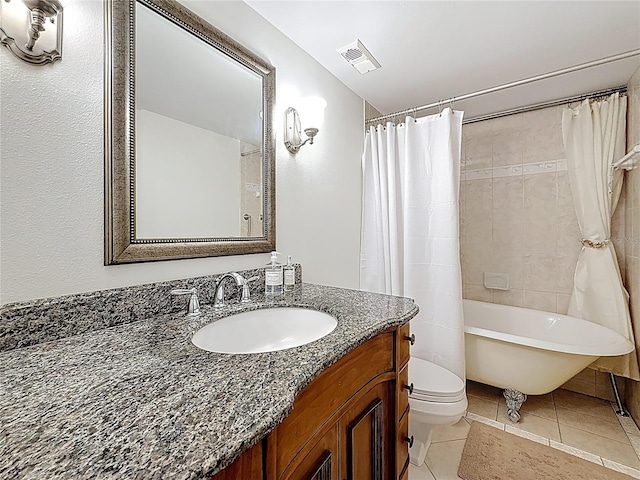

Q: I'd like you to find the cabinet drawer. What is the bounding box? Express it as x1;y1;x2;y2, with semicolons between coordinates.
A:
396;413;410;479
396;323;411;369
397;364;410;423
272;333;394;478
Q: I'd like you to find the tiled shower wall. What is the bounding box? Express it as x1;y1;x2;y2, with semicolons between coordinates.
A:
464;106;584;312
460;101;629;401
624;66;640;421
460;103;629;310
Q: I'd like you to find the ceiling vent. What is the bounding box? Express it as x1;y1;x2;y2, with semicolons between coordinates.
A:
337;40;381;74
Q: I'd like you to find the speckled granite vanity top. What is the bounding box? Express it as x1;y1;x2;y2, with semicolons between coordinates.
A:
0;283;417;479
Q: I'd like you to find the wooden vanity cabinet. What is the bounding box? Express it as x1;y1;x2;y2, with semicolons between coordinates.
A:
395;323;411;479
210;324;412;480
210;442;263;480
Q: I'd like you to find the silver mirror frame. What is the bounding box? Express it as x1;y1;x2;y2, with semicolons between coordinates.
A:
104;0;276;264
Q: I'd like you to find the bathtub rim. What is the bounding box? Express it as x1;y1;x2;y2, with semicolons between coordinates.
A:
463;300;634;357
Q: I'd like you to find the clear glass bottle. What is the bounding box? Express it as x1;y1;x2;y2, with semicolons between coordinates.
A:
265;251;283;296
284;255;295;291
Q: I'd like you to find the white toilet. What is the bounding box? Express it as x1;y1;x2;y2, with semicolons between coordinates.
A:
408;357;467;466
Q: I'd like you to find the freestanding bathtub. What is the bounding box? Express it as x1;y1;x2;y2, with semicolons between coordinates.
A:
463;299;634;420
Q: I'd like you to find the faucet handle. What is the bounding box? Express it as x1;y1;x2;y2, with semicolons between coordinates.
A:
171;288;200;316
240;275;260;303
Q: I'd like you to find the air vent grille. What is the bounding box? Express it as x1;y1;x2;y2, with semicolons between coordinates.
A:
337;39;381;75
342;48;363;62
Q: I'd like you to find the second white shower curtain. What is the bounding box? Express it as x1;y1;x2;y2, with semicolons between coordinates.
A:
562;93;639;380
360;109;465;379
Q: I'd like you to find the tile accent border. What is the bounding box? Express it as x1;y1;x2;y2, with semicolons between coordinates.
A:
464;410;640;477
549;440;603;465
506;425;549;446
603;459;640;479
462;159;567;181
465;411;504;430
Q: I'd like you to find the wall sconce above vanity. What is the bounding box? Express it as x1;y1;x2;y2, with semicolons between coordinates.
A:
0;0;63;65
284;96;327;154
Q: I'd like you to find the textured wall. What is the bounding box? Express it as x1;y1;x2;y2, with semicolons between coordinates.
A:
624;66;640;420
0;0;364;304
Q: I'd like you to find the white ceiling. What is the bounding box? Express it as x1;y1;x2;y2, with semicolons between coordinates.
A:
246;1;640;120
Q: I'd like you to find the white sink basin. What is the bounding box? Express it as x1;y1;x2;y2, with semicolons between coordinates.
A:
192;307;337;354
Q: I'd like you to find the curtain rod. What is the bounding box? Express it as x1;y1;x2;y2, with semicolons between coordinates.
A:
463;85;627;125
365;48;640;125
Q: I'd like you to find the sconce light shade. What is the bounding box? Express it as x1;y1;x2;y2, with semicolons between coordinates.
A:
284;98;326;155
298;96;327;129
0;0;63;65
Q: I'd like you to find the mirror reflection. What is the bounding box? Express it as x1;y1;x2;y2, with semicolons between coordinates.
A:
135;1;263;239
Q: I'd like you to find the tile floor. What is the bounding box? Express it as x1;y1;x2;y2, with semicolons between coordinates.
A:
409;380;640;480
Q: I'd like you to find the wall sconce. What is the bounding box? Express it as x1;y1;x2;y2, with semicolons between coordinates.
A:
0;0;63;65
284;96;327;154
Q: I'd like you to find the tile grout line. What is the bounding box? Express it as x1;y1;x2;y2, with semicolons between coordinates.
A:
553;404;635;445
465;411;640;478
423;460;437;480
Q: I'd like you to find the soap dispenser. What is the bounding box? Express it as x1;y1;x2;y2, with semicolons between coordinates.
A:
265;251;283;296
284;255;295;291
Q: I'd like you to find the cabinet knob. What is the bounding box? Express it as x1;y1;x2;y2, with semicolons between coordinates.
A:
404;383;414;395
405;435;414;448
405;334;415;345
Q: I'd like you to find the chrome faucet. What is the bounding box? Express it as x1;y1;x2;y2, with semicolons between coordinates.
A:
213;272;261;308
213;273;244;308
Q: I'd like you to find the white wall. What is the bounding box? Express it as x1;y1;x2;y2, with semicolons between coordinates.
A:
136;109;240;239
0;0;364;304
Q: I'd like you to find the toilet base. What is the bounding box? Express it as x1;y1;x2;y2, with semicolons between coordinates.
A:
409;428;432;466
406;357;468;466
408;402;467;466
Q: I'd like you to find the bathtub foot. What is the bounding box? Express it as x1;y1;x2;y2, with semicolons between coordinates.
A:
503;389;527;423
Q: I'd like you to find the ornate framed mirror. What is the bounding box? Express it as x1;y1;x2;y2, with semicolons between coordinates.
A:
104;0;275;264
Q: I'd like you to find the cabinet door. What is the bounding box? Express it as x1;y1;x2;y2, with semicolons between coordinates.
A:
339;381;392;480
282;423;339;480
271;333;393;478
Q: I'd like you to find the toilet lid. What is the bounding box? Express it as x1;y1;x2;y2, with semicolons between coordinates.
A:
409;358;466;403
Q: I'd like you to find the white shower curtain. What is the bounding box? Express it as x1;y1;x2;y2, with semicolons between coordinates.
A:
360;109;465;379
562;93;639;380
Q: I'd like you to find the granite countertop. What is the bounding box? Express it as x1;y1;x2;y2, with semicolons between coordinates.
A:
0;283;418;479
